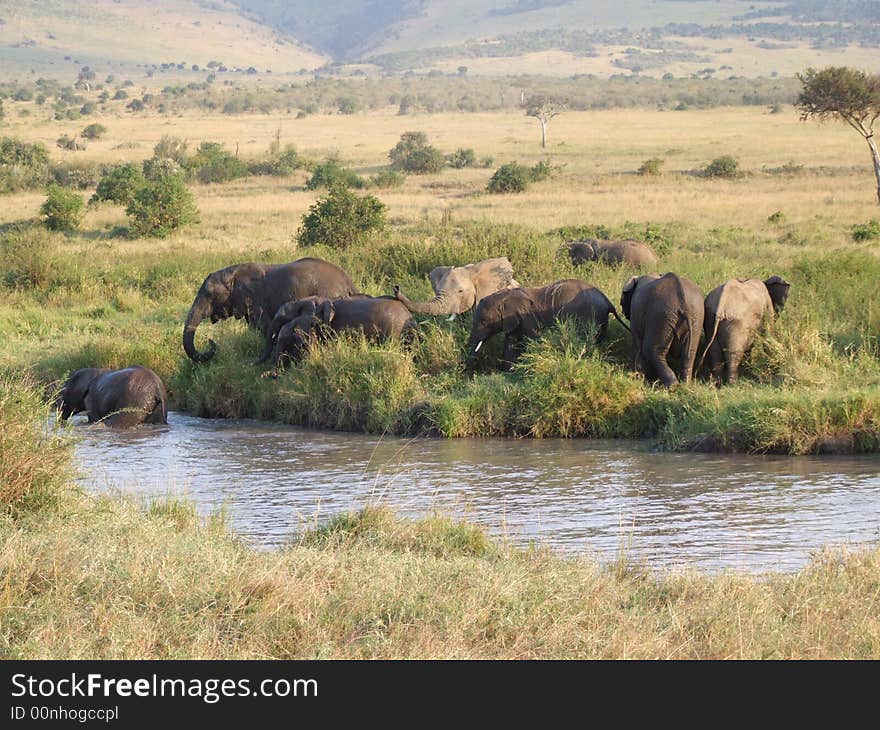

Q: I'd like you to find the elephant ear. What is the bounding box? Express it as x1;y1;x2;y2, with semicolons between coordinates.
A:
428;266;452;293
764;275;791;312
501;291;539;337
620;276;639;320
474;257;517;302
317;299;335;325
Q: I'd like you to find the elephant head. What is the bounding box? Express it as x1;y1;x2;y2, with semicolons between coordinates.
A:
465;289;538;368
254;297;325;365
395;257;519;316
620;273;660;320
56;368;108;420
183;266;238;362
764;275;791;313
272;299;335;367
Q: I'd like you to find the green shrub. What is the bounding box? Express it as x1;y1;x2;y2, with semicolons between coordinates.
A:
40;184;84;231
126;173;199;238
389;131;445;174
0;225;57;290
247;145;301;176
853;220;880;242
186;141;249;184
369;168;406;189
638;157;664;176
305;158;366;190
487;162;531;193
447;148;476;168
90;163;145;205
80;123;107;140
152;135;188;164
56;134;83;151
297;185;386;249
0;137;50;192
529;159;559;182
50;161;103;190
703;155;741;179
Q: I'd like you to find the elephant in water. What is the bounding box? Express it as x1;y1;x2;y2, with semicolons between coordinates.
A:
57;366;168;427
566;239;658;268
698;275;791;384
393;257;520;317
183;257;357;363
260;295;416;368
620;272;704;388
465;279;628;371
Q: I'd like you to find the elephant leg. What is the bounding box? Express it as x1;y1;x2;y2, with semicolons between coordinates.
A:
645;325;678;387
678;324;701;385
502;334;524;370
725;350;744;385
709;341;725;385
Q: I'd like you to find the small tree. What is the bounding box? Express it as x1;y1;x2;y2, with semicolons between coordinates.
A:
523;94;567;149
80;123;107;140
388;131;445;174
487;162;531;193
703;155;740;179
297;186;386;249
305;158;366;190
126;173;199;237
797;66;880;204
41;184;84;231
447;148;476;168
90;163;145;205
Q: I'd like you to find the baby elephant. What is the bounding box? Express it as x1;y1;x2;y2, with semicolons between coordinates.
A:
465;279;628;371
566;239;658;268
699;275;791;384
57;366;168;427
257;295;416;367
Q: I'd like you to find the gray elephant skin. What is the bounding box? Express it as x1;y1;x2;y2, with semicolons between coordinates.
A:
57;366;168;427
621;272;704;387
466;279;628;371
261;296;416;367
183;257;357;363
567;239;658;268
394;257;520;316
699;275;790;384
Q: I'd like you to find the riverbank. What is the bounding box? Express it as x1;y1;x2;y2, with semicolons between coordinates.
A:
2;376;880;659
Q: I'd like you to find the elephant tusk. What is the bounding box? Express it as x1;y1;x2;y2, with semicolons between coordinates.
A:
447;313;457;321
473;340;483;352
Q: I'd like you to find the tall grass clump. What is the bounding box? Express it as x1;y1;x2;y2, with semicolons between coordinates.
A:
0;375;72;516
0;225;58;290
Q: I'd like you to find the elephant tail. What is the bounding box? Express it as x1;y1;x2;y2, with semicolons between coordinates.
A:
695;311;721;377
609;303;630;333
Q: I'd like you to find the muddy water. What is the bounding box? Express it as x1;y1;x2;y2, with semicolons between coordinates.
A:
72;412;880;572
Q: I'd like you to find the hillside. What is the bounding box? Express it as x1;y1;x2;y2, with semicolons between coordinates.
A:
0;0;324;77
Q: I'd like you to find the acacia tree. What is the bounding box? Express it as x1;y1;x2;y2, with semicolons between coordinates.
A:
523;94;567;149
797;66;880;203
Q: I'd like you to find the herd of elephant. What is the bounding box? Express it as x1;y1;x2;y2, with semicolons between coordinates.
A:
56;237;790;428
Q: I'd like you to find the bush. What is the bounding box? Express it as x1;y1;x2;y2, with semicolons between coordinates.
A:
305;158;366;190
126;173;199;238
370;169;406;189
638;157;664;176
81;123;107;140
447;148;476;168
297;186;386;249
703;155;740;179
0;225;57;290
143;157;183;181
529;159;559;182
389;131;445;174
0;137;50;192
247;145;301;176
153;136;188;164
50;161;103;190
487;162;531;194
852;220;880;242
90;163;145;205
186;142;249;184
40;184;85;232
56;134;84;151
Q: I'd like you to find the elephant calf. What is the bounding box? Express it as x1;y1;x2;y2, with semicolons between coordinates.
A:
621;272;704;387
257;295;416;367
57;366;168;428
566;239;658;268
466;279;628;371
699;276;791;384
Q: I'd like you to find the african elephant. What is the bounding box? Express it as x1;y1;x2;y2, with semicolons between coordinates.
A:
57;366;168;427
566;239;658;268
698;276;791;384
620;272;704;387
394;257;520;316
465;279;628;371
183;257;357;363
266;296;416;367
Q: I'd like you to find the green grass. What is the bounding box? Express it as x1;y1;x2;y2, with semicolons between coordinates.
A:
2;375;879;659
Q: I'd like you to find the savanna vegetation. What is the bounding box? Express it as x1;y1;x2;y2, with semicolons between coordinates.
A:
2;375;879;659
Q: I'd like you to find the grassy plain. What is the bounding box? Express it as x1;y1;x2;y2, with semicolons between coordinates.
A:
2;104;880;453
2;375;880;660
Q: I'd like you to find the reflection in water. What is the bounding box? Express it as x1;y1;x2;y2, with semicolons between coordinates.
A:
73;412;880;572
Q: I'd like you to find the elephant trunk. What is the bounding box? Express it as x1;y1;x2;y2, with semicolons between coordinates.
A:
395;287;451;315
183;295;217;363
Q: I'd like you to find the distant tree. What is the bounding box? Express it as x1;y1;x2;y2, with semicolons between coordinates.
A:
523;94;567;149
388;131;444;174
797;66;880;203
80;123;107;140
